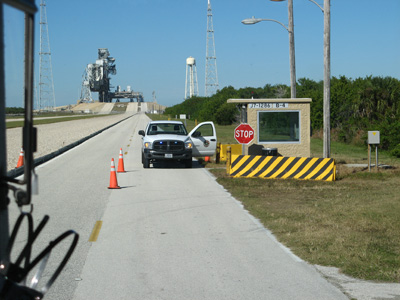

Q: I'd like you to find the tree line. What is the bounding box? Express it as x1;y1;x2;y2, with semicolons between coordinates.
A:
5;107;25;114
165;76;400;157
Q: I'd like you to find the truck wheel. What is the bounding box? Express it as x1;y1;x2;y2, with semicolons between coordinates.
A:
143;158;150;168
185;159;192;168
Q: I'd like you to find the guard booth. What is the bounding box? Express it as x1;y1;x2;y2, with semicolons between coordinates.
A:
227;98;312;157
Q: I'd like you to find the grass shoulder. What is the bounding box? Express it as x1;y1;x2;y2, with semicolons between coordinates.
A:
149;114;400;282
208;165;400;282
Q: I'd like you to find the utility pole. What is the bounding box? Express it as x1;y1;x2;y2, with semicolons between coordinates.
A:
205;0;219;97
39;0;56;111
323;0;330;158
287;0;296;98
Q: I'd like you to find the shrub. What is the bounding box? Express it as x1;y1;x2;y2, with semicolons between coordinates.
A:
391;144;400;158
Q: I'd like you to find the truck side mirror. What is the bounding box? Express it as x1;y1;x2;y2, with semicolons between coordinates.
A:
192;131;201;138
138;130;145;136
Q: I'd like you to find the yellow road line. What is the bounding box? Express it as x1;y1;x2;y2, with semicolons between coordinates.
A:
89;221;103;242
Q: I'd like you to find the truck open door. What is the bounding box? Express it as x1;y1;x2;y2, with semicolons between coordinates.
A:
189;122;217;157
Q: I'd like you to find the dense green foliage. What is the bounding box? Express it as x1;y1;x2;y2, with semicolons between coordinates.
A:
6;107;25;114
299;76;400;157
165;76;400;157
165;84;291;125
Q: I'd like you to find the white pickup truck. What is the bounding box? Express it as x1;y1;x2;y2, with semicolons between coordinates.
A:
138;120;217;168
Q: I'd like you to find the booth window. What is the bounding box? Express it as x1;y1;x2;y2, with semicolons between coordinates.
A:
258;111;300;143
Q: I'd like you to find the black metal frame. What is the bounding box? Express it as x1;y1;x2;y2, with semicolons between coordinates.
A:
1;0;37;207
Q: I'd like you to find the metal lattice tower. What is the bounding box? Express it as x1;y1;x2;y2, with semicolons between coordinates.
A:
38;0;56;111
205;0;219;97
79;66;94;102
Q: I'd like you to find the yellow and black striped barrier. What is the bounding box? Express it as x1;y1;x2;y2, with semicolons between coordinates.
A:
228;155;336;181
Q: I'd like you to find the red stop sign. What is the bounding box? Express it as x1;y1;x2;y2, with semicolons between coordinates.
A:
234;123;255;144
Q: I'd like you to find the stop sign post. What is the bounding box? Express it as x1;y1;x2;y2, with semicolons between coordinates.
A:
235;123;255;144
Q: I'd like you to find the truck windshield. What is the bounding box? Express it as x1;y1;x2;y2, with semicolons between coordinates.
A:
147;123;188;135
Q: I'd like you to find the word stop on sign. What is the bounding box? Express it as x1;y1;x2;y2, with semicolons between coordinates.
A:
235;130;254;138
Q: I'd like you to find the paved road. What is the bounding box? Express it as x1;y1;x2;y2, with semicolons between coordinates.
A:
8;113;348;299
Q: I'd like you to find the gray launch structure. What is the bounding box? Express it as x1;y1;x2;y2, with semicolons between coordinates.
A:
80;48;143;103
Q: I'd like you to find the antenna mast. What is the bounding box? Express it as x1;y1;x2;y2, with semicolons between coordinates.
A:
39;0;56;111
205;0;219;97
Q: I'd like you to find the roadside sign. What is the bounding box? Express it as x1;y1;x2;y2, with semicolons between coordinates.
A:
234;123;254;144
368;131;380;144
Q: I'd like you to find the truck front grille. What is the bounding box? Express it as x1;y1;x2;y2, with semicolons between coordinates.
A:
153;140;185;152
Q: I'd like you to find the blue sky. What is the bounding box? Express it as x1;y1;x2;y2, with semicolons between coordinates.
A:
4;0;400;108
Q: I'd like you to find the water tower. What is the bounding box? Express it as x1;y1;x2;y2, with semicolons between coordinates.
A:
185;56;199;99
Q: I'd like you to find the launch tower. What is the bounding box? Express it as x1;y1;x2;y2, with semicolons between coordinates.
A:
79;48;143;103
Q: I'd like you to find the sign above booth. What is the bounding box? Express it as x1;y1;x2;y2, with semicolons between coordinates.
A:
248;103;289;109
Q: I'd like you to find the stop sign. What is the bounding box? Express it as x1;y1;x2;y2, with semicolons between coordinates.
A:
234;123;255;144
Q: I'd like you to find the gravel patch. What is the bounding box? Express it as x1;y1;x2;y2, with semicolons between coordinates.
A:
6;114;131;171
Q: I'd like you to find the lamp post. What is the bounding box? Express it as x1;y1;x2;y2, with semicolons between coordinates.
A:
242;8;296;98
270;0;330;158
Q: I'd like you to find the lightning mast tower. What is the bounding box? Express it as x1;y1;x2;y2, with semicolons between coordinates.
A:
205;0;219;97
39;0;56;111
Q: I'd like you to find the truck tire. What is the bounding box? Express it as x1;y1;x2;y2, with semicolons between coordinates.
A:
143;158;150;168
142;153;150;168
184;158;192;168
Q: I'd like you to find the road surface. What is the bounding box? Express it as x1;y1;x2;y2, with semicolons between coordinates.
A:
7;113;348;300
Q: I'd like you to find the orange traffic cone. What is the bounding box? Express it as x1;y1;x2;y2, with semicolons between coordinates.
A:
16;148;24;168
108;158;121;189
117;148;126;173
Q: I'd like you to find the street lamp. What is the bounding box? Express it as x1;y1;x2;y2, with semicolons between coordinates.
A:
241;17;289;30
270;0;330;158
241;13;296;99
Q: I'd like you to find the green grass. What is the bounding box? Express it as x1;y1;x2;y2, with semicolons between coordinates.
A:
208;134;400;282
311;137;399;166
149;114;400;282
210;167;400;282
